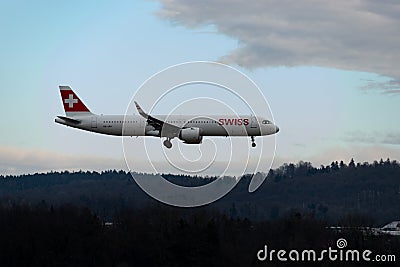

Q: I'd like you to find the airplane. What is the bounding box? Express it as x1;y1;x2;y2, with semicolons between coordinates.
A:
55;86;279;148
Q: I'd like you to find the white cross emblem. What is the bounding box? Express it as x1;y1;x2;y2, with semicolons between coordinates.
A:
64;94;78;108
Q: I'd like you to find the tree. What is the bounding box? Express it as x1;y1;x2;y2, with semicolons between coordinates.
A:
339;160;346;169
349;158;355;168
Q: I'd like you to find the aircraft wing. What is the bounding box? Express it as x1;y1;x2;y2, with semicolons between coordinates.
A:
134;101;181;138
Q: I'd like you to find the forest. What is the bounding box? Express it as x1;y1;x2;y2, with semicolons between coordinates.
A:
0;205;399;266
1;158;399;225
0;159;399;265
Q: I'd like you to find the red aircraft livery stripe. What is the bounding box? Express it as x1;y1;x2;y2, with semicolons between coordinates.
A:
60;89;90;112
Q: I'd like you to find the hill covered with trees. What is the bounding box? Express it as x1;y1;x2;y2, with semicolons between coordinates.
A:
1;158;399;225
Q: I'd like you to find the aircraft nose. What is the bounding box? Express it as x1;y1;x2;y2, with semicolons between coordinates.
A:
275;125;279;133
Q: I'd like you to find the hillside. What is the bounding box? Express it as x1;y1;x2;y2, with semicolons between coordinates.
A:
1;158;399;225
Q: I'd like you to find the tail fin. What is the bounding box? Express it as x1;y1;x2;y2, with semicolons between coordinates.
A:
59;86;92;116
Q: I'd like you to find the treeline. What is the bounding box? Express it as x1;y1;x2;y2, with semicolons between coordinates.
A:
0;158;399;224
0;205;398;266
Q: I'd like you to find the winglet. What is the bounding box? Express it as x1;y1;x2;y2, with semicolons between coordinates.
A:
134;101;148;119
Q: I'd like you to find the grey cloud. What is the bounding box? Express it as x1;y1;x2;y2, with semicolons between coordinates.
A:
156;0;400;90
382;133;400;145
361;79;400;95
343;131;377;144
0;146;271;176
344;131;400;145
0;147;126;176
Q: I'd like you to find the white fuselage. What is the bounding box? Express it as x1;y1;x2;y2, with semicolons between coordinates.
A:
55;114;278;137
56;86;279;148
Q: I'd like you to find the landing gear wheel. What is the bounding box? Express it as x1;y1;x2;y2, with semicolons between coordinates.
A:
163;139;172;149
251;136;256;148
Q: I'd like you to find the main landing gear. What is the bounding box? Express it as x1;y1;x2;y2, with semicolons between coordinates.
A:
163;138;172;149
251;136;256;147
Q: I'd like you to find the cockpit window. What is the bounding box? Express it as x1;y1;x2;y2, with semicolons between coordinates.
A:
262;120;271;124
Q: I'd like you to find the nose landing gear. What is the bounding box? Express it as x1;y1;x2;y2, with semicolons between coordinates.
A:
251;136;256;147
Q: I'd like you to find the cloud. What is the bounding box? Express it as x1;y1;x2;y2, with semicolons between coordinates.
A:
343;131;400;145
382;133;400;145
156;0;400;90
360;79;400;95
0;146;126;176
2;144;398;176
0;146;273;177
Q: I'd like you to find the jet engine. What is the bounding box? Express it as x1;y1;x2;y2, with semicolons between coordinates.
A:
179;127;203;144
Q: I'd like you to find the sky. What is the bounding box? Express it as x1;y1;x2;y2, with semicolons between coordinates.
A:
0;0;399;175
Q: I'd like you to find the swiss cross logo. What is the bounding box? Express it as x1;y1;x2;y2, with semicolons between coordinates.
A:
64;94;78;108
60;89;90;112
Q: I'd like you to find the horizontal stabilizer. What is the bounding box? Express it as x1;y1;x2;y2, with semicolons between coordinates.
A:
57;116;81;124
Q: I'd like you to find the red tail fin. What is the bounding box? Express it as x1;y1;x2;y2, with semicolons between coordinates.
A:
59;86;91;115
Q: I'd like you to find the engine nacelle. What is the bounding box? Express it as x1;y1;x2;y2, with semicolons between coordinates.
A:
179;127;203;144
